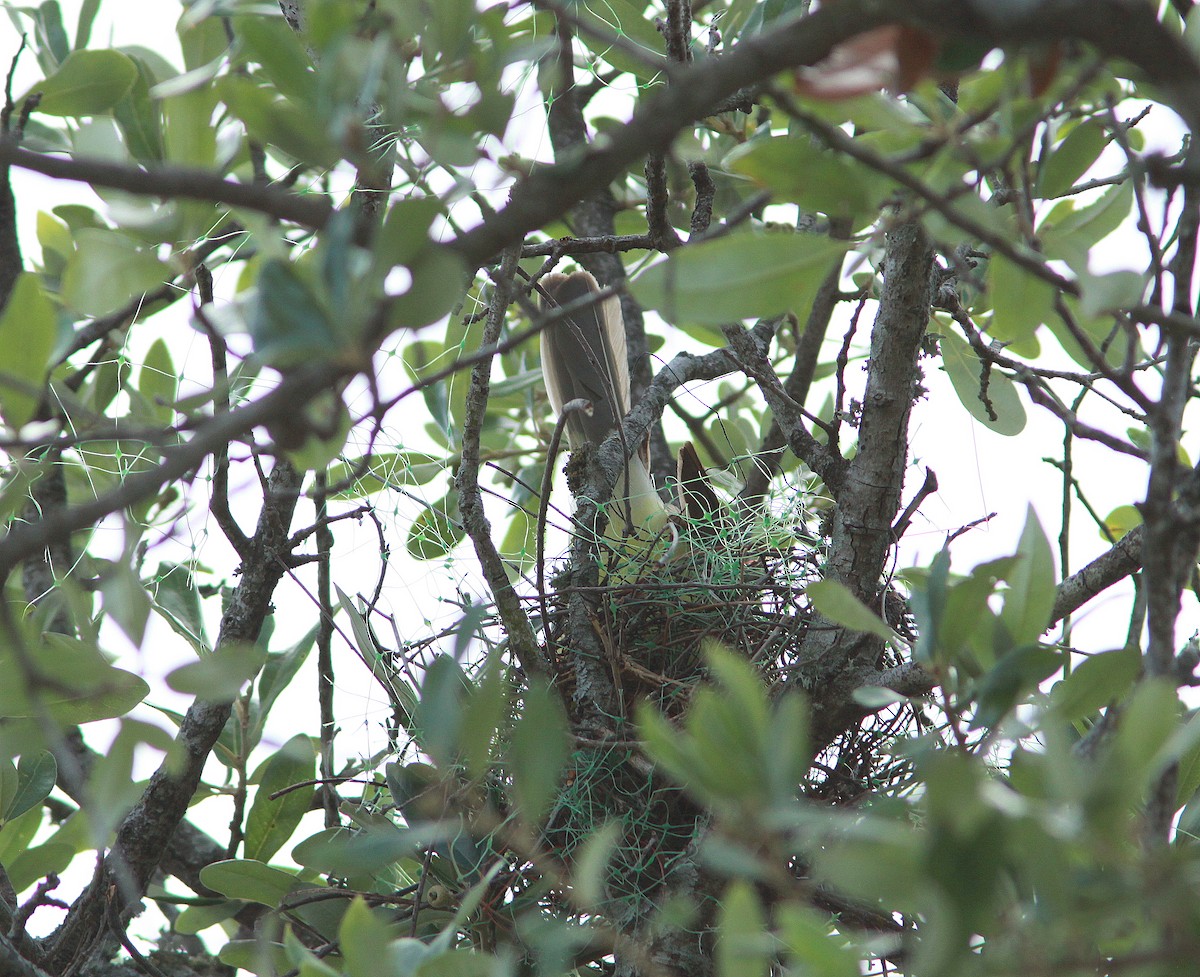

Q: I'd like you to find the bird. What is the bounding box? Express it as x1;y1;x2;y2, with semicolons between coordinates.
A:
538;270;672;543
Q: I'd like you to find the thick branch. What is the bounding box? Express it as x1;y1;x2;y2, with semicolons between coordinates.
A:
0;140;334;230
451;0;1200;269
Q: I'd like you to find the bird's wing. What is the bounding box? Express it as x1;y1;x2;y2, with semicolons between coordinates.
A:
539;270;630;450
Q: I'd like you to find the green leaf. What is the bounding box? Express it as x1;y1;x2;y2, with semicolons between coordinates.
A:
1101;503;1141;540
573;0;666;80
61;229;169;317
1039;181;1134;270
387;247;468;331
973;645;1062;729
632;232;850;327
0;760;15;822
0;634;150;725
852;686;908;708
244;735;316;862
233;15;316;102
724;136;887;222
1000;507;1056;646
573;821;621;909
2;751;57;823
322;451;444;499
167;641;268;700
100;560;152;646
137;340;176;427
417;655;469;768
113;56;165;162
807;579;896;641
292;824;422;877
199;858;302;906
147;561;209;654
174;900;243;936
407;493;464;560
705;643;771;743
1049;646;1140;723
1110;678;1180;784
5;840;75;893
339;897;401;977
1076;268;1145;318
249;626;318;745
163;86;217;169
27;49;137;115
939;329;1027;435
459;653;510;781
510;677;568;823
988;254;1055;352
716;881;771;977
217;76;341;169
1037;119;1108;198
249;260;342;369
776;903;860;977
0;273;56;428
39;1;69;62
74;0;101;49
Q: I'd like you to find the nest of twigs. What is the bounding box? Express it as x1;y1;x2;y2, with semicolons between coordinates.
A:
532;493;928;911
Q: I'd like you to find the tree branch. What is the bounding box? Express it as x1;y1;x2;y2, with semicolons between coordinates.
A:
45;462;304;972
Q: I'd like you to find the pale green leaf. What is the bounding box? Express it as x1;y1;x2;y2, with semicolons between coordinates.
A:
1000;507;1056;646
632;232;850;327
511;677;568;823
940;329;1027;435
716;881;771;977
27;49;137;115
988;254;1055;352
167;641;268;700
807;579;896;641
61;229;169;317
0;273;56;428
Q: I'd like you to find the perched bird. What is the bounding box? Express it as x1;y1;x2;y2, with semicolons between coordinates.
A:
539;271;671;541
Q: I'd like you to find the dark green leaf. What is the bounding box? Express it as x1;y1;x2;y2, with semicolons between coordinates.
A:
1049;646;1140;723
417;655;469;767
113;56;165;161
147;562;209;654
249;260;341;369
407;493;464;561
2;751;57;823
244;735;316;862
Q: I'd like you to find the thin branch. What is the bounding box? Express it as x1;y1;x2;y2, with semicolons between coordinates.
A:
456;248;546;675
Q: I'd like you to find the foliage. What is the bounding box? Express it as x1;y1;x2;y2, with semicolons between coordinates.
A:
0;2;1198;977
